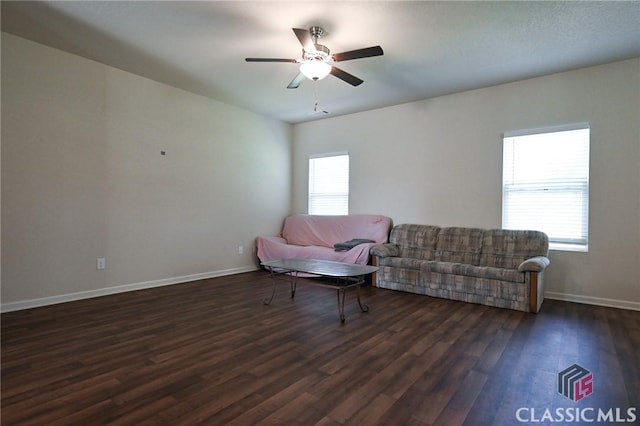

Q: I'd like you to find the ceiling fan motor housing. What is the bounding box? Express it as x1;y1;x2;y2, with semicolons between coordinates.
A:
309;26;325;40
304;44;330;61
306;26;331;61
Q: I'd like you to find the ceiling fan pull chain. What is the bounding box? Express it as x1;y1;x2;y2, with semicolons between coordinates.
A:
313;80;319;111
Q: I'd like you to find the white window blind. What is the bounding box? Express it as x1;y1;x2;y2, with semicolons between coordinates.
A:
308;154;349;215
502;126;590;251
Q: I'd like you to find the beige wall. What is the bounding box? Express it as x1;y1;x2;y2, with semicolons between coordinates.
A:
292;58;640;310
1;33;292;309
3;31;639;312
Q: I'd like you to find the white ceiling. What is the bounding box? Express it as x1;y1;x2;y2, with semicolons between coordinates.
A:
2;1;640;124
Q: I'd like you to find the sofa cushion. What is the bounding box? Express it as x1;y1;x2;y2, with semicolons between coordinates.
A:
378;256;429;271
424;261;525;283
435;227;484;264
480;229;549;269
281;214;391;248
257;235;376;265
390;224;441;260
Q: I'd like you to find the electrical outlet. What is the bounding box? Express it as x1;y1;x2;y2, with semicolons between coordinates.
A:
97;258;106;270
238;245;244;255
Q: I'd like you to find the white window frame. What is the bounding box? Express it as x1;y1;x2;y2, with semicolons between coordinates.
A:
308;153;349;215
502;124;590;252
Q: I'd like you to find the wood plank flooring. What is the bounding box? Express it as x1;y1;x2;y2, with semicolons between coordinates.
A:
2;271;639;425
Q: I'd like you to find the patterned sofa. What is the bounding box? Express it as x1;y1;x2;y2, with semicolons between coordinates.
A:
370;224;550;312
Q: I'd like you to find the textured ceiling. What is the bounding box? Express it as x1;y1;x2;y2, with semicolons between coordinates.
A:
2;1;640;123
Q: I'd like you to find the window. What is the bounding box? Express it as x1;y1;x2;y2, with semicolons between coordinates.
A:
502;125;590;251
308;153;349;215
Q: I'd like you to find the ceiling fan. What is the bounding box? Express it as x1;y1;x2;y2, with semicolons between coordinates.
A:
245;26;383;89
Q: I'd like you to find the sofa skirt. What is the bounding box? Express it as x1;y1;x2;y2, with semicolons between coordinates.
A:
376;266;529;312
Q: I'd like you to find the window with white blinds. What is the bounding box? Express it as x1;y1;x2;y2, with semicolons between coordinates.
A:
308;154;349;215
502;126;590;251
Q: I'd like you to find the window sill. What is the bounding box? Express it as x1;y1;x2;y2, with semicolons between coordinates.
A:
549;243;588;253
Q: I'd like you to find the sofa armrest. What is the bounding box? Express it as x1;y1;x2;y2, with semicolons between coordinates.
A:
370;243;400;258
518;256;550;272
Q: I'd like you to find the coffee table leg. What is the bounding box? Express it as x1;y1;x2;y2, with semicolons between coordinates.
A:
263;267;277;305
337;287;346;323
356;280;369;313
290;272;297;298
264;268;298;305
336;277;370;322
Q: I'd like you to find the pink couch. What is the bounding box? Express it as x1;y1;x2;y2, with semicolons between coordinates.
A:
257;214;392;265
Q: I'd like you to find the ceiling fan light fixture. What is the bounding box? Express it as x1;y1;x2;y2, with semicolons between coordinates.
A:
299;60;331;81
246;26;383;88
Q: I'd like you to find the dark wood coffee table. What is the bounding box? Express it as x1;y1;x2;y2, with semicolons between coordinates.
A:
261;259;378;323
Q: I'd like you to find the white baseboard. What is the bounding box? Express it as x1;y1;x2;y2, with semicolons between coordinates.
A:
1;266;260;313
545;291;640;312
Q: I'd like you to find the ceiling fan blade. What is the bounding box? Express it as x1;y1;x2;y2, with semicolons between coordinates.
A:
292;28;315;52
245;58;298;63
330;66;363;86
333;46;384;62
287;72;306;89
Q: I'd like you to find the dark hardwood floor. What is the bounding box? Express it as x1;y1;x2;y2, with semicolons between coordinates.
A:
2;271;639;425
